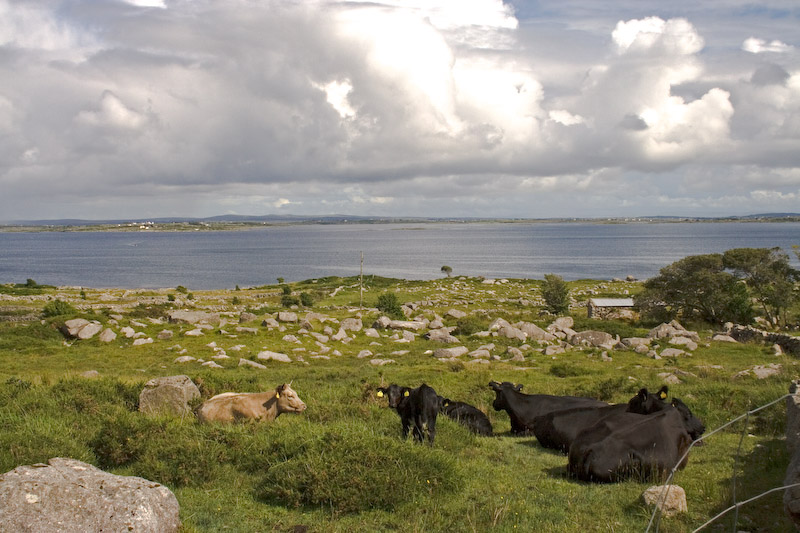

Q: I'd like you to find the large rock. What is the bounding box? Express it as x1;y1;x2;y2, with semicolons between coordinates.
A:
433;346;469;359
139;375;200;417
570;330;614;348
98;328;117;343
0;457;180;532
277;311;298;323
60;319;103;340
340;317;363;332
642;485;687;518
168;310;220;325
517;322;556;342
498;326;527;342
256;350;292;363
425;329;459;343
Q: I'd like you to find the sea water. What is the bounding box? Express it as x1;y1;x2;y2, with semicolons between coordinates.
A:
0;222;798;289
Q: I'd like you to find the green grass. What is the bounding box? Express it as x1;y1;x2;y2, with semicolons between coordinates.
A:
0;278;798;532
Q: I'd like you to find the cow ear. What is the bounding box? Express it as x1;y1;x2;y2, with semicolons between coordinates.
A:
403;390;410;397
638;388;648;399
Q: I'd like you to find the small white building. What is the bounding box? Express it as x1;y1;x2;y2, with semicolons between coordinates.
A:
587;298;635;319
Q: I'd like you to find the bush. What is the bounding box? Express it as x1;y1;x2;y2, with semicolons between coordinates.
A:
453;316;489;336
542;274;570;315
42;299;76;317
256;423;462;514
300;292;314;307
376;292;404;319
281;284;292;295
281;294;299;307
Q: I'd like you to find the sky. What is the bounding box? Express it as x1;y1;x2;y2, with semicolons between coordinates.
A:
1;0;799;221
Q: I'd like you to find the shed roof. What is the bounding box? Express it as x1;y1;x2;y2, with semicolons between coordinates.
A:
588;298;634;307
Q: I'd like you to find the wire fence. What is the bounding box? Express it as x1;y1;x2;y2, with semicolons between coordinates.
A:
646;393;798;532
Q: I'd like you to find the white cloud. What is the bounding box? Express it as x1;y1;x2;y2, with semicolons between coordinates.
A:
742;37;793;54
0;1;798;221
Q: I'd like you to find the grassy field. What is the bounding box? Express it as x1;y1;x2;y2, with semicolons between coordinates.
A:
0;276;797;532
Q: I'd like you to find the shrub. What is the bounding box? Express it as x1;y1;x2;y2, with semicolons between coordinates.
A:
542;274;570;315
453;316;489;336
300;292;314;307
281;284;292;295
176;285;189;294
376;292;404;319
256;423;462;514
281;294;299;307
42;299;76;317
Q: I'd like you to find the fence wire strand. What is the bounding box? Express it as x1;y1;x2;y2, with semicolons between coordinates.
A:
645;393;794;533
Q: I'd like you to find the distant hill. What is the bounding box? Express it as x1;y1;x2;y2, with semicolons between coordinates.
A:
3;212;799;226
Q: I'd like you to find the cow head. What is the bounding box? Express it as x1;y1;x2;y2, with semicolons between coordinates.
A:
626;386;669;414
274;383;307;414
377;384;410;409
671;397;705;441
488;381;522;411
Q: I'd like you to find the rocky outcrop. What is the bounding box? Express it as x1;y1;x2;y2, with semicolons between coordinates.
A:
168;310;220;325
0;458;180;533
139;375;200;417
60;318;103;340
728;325;800;356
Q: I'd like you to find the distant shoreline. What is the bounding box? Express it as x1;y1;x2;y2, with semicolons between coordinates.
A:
2;215;799;233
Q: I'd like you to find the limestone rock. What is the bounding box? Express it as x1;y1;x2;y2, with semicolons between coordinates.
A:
262;317;280;328
670;336;698;351
239;312;257;323
498;326;526;342
642;485;687;518
139;375;200;417
369;358;395;366
60;319;103;340
256;350;292;363
364;328;380;338
517;322;556;342
133;338;153;346
712;334;738;343
550;316;574;330
168;310;219;325
545;345;565;356
157;329;173;340
434;346;469;359
570;330;614;348
238;358;267;369
277;311;298;323
173;355;196;363
446;309;467;319
0;457;180;533
660;348;686;358
340;317;363;332
425;329;460;343
98;328;117;343
120;326;136;338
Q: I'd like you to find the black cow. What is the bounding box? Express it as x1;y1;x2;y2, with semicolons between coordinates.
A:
377;383;441;445
488;381;607;435
623;387;705;441
567;408;692;483
532;386;670;453
440;397;493;436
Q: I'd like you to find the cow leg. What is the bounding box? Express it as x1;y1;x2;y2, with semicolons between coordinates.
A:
401;417;412;440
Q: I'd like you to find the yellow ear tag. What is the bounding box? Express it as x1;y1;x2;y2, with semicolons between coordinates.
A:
659;392;667;399
377;391;384;398
403;391;409;397
276;392;280;398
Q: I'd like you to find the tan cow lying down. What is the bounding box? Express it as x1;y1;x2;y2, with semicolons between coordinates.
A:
196;383;306;423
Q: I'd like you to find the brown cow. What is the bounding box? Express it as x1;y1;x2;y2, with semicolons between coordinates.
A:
196;383;306;423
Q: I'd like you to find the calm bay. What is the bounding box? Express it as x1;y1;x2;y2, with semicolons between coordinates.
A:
1;222;798;290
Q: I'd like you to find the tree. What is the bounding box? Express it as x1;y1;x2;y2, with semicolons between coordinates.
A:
541;274;570;315
636;253;753;325
722;247;799;326
441;265;453;277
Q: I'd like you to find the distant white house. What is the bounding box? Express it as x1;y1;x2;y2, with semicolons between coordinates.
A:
587;298;635;319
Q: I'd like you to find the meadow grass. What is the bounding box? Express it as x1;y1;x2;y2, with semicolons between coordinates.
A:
0;276;797;532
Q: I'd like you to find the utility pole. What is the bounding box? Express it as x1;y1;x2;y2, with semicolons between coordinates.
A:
359;251;364;311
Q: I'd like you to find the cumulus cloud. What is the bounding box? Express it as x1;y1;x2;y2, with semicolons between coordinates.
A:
0;0;798;221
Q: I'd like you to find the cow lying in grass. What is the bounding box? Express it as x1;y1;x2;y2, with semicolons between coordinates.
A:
377;383;440;445
488;381;607;435
439;397;493;436
567;396;704;482
532;386;670;453
196;383;306;423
